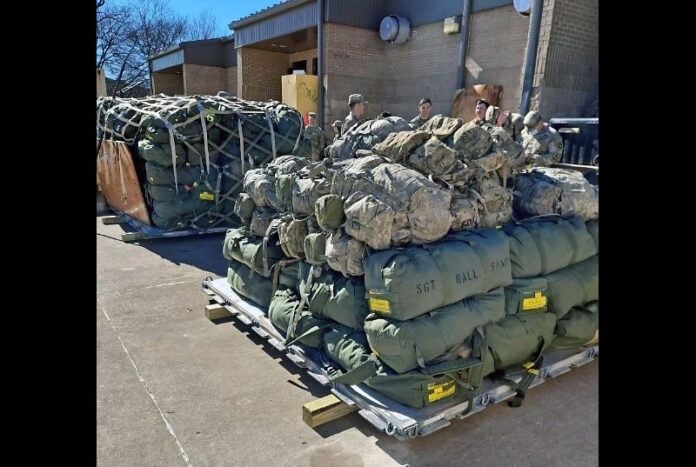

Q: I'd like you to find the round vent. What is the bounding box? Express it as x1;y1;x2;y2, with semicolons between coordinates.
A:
379;15;411;44
513;0;533;16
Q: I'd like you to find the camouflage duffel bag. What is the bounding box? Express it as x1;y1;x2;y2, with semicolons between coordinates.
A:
297;262;369;330
513;168;599;221
315;194;345;231
277;216;320;260
303;232;328;265
145;162;206;186
504;277;550;315
267;289;329;348
325;227;367;277
587;219;599;251
549;301;598;351
137;139;187;166
450;121;493;159
484;311;557;371
222;227;285;277
292;177;332;215
227;260;299;308
243;169;282;210
545;255;598;319
364;229;511;321
249;207;277;238
234;193;256;224
372;130;430;161
363;288;505;374
324;325;491;409
503;215;596;278
274;173;297;212
419;115;463;140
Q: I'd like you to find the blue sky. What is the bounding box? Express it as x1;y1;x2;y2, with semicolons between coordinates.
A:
167;0;282;36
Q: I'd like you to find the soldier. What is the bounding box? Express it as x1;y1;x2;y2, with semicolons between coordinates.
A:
410;98;432;127
331;120;342;143
341;94;368;136
483;106;525;184
510;112;525;142
521;111;564;167
304;112;326;161
472;98;490;126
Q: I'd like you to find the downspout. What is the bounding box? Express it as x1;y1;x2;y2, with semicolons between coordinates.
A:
519;0;544;115
317;0;324;130
456;0;472;90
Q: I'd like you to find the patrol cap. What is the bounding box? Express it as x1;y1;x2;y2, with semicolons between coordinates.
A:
308;112;317;119
475;98;491;107
523;111;542;128
348;94;368;105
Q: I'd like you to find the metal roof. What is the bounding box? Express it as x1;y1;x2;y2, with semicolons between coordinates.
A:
148;36;235;61
229;0;313;30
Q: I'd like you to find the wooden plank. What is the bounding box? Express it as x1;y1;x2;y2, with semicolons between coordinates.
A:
102;215;125;225
450;84;503;122
302;394;358;428
121;232;146;243
205;303;233;321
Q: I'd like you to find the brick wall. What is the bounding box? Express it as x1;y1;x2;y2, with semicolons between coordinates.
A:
151;72;183;95
226;66;237;96
288;49;317;73
183;64;228;95
465;5;530;113
237;47;289;101
531;0;598;117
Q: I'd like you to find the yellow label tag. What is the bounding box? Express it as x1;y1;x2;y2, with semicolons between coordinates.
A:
495;162;503;170
525;163;533;170
428;381;456;402
193;181;199;187
522;292;547;311
522;361;534;369
369;297;391;313
199;192;215;201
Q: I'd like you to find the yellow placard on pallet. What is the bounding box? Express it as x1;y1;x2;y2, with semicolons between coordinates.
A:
428;381;456;402
522;292;547;311
369;297;391;313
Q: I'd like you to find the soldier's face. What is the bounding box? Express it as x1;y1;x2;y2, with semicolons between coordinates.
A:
535;121;545;131
353;102;366;117
475;103;487;120
419;103;431;118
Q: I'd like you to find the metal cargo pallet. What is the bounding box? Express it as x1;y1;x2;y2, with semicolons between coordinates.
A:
202;277;598;440
104;208;231;242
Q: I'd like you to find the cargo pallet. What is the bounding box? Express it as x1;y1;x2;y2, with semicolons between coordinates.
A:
201;277;599;440
102;209;229;243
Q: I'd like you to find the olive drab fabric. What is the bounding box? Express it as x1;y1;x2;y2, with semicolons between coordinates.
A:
503;216;596;278
234;193;256;224
372;130;431;161
504;277;550;315
364;229;512;321
138;139;187;167
315;194;345;231
226;260;299;308
277;216;320;260
325;227;366;277
222;227;284;277
267;289;328;348
145;162;204;186
419;115;463;140
297;262;369;330
292;177;332;215
484;312;557;370
587;219;599;251
513;168;599;221
549;301;598;351
324;326;466;408
249;207;276;238
364;288;505;373
326;116;413;159
303;232;328;265
451;121;493;159
545;255;598;319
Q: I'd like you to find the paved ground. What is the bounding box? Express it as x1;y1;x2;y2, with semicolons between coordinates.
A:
97;215;598;467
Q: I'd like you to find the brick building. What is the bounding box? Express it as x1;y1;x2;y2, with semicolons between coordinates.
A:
148;37;238;96
230;0;597;137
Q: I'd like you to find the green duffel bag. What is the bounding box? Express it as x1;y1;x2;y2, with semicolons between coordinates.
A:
185;141;222;167
545;255;598;319
304;232;328;265
297;262;369;330
267;289;328;348
150;186;215;229
587;219;599;252
324;325;491;409
503;215;596;278
227;260;299;308
364;229;511;321
222;227;285;277
234;193;256;224
484;312;557;371
315;194;345;231
249;207;277;238
145;162;206;186
364;287;505;374
146;184;190;202
504;277;550;315
275;173;297;212
550;301;598;351
137;139;187;166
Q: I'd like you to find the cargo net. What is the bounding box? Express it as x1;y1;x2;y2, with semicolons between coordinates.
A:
96;92;303;230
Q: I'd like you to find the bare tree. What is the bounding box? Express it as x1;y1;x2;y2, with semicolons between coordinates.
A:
96;0;132;72
185;9;220;41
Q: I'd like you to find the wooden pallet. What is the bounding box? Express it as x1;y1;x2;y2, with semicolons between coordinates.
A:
104;209;232;243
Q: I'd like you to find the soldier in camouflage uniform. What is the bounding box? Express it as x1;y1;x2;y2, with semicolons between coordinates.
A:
304;112;326;161
410;98;432;127
341;94;368;137
521;111;564;167
471;98;490;126
331;120;342;143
